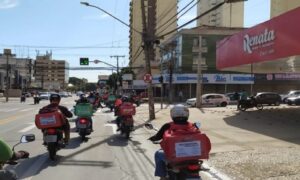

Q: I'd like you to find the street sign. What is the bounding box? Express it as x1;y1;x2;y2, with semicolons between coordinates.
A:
122;74;133;81
143;73;152;83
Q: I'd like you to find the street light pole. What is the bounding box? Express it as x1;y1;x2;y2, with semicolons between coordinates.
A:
4;49;12;102
110;55;125;92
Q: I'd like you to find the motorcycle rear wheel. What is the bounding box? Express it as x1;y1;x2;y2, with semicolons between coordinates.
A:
256;104;263;110
48;143;57;161
238;104;247;111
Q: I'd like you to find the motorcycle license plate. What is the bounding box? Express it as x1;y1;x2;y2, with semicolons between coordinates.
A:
44;135;57;143
77;124;87;128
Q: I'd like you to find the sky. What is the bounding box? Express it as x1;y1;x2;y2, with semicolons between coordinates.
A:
0;0;270;83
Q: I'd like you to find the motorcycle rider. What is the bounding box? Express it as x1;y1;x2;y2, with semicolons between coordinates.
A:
75;94;94;131
39;94;73;144
116;96;134;130
148;104;190;180
76;94;89;104
114;95;123;116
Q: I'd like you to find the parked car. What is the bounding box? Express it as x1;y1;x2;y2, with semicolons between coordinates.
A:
76;91;84;96
255;92;281;106
23;92;31;97
225;92;241;104
39;92;51;100
59;91;69;98
281;90;300;103
186;93;229;107
286;96;300;105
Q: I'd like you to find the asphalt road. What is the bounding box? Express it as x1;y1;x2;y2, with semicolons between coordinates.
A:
0;97;158;180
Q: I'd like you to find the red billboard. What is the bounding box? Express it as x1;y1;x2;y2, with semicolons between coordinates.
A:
217;7;300;69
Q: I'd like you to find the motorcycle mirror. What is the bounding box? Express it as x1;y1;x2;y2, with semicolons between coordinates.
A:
20;134;35;143
144;123;154;130
194;122;201;129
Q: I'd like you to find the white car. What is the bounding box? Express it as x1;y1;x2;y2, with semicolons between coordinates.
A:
186;93;229;107
39;92;51;100
281;90;300;103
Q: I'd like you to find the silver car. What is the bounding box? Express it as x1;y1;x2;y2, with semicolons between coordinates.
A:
186;93;230;107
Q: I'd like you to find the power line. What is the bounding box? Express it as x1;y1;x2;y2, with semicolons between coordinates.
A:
156;0;180;25
157;1;225;39
0;44;128;49
156;0;196;34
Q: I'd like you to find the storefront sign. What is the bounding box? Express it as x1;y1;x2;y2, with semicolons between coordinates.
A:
152;74;253;84
217;7;300;69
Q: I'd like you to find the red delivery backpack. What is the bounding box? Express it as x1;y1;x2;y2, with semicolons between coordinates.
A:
160;122;211;164
35;107;65;129
119;102;136;116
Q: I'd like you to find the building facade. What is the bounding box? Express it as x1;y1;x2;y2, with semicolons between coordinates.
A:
34;53;69;90
159;26;248;99
129;0;177;79
197;0;244;27
0;49;33;91
271;0;300;17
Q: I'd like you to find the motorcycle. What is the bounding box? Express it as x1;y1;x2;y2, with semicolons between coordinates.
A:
131;95;141;107
0;134;35;180
34;96;40;104
106;101;115;112
76;117;92;140
43;127;65;160
145;123;210;180
119;115;134;139
238;97;263;111
74;102;93;141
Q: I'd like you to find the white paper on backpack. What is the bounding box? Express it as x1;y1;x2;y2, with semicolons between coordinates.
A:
175;141;201;158
40;115;56;125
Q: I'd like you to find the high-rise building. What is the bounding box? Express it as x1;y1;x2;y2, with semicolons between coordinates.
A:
197;0;244;27
0;49;33;91
34;52;69;90
129;0;177;79
271;0;300;17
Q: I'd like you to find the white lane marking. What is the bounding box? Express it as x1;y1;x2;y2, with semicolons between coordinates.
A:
21;154;48;180
20;108;34;112
19;123;36;133
201;163;232;180
1;108;19;112
104;124;117;134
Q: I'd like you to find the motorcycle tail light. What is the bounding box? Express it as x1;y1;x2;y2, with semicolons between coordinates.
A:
47;128;57;135
79;118;88;124
187;164;200;171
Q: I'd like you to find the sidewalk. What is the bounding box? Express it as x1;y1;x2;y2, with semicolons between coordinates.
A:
135;103;300;179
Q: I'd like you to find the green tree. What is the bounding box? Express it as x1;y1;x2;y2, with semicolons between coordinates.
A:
107;73;118;91
120;67;135;80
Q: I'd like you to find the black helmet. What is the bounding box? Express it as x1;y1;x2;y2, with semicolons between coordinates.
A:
121;96;129;102
50;93;61;102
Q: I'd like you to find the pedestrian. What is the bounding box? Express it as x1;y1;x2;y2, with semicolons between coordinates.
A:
237;90;247;110
178;90;183;102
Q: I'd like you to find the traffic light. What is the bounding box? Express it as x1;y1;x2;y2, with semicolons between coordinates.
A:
80;58;89;65
159;75;163;83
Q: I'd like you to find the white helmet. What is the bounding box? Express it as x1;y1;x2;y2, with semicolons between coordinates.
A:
170;104;189;120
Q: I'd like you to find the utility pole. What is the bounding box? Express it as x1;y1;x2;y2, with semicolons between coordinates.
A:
4;49;11;102
196;36;203;108
110;55;125;94
141;0;156;120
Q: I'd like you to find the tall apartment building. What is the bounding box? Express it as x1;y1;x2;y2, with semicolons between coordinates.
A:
197;0;244;27
271;0;300;17
0;49;33;91
129;0;177;79
34;52;69;90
